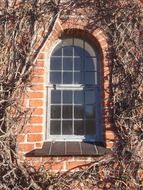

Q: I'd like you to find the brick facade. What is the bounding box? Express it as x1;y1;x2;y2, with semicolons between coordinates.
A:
18;17;116;173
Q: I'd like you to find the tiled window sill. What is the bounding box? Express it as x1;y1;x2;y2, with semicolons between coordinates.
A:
25;141;112;157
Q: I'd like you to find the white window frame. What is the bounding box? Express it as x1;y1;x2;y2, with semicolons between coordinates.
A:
45;38;102;142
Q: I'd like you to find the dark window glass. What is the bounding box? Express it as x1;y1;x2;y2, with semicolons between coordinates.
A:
85;58;96;71
74;91;83;104
63;91;72;104
51;106;61;118
74;58;81;70
51;91;61;104
62;120;72;135
74;106;84;119
85;120;96;135
85;90;95;104
74;72;81;84
85;72;95;85
63;57;73;70
52;47;62;56
50;72;61;84
63;105;72;118
74;120;84;135
50;120;61;135
63;46;73;56
50;57;62;70
85;105;95;119
74;46;83;56
63;72;72;84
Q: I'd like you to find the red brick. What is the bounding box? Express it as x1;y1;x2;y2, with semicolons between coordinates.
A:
31;85;44;91
30;100;43;107
32;76;44;83
67;161;88;170
37;53;45;59
27;125;43;133
36;61;44;67
19;143;34;152
30;116;43;124
33;68;44;76
32;108;43;115
17;134;25;143
28;92;44;99
106;132;115;140
27;134;43;142
48;162;64;171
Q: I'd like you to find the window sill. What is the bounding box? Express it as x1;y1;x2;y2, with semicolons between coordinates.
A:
25;142;112;157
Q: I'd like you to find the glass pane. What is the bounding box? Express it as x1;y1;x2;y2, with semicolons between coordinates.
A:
74;120;84;135
63;46;73;56
51;91;61;104
85;90;95;104
74;58;81;70
50;120;61;135
51;106;61;118
52;46;62;56
62;120;72;135
63;57;73;70
74;46;83;56
85;58;96;71
50;72;61;84
85;42;96;57
74;105;84;119
50;57;62;70
63;72;72;84
85;72;96;85
85;120;96;135
85;105;95;119
63;105;72;118
74;91;83;104
63;91;72;104
74;72;81;84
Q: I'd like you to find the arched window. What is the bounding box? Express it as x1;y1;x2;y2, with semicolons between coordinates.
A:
46;38;102;142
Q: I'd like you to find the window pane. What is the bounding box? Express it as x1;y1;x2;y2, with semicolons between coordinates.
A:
74;46;83;56
63;91;72;104
63;46;73;56
52;47;62;56
85;120;96;135
74;91;83;104
85;105;95;119
74;105;84;119
85;72;96;85
63;105;72;118
74;58;81;70
51;91;61;104
85;90;95;104
85;58;96;71
74;120;84;135
63;57;73;70
63;72;72;84
74;72;81;84
62;120;72;135
50;72;61;84
51;106;61;118
50;57;62;70
50;120;61;135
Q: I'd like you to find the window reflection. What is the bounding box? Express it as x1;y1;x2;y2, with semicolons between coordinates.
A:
62;120;73;135
50;121;61;135
63;91;72;104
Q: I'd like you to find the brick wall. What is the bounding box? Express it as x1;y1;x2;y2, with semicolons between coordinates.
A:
18;16;116;173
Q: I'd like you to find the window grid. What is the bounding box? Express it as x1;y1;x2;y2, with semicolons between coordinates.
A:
48;38;99;141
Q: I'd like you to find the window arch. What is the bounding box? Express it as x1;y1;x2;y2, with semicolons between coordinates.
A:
46;38;102;142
